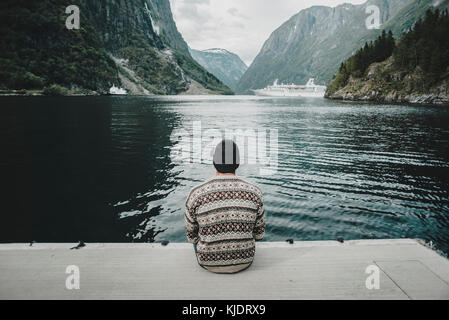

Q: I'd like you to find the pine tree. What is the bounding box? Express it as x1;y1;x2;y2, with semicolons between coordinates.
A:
330;7;449;94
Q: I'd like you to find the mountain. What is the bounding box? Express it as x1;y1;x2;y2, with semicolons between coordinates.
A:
235;0;413;94
382;0;449;35
325;7;449;105
0;0;232;95
189;48;247;90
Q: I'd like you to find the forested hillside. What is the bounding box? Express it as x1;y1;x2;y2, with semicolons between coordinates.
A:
0;0;232;95
326;9;449;105
326;30;396;94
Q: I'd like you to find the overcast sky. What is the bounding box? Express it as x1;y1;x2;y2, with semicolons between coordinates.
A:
170;0;367;66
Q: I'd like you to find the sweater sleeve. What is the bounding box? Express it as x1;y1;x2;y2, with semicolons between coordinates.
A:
253;198;266;241
185;195;199;244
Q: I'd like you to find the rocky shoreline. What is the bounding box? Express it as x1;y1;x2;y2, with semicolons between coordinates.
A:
0;89;101;97
0;88;219;97
326;90;449;105
325;84;449;105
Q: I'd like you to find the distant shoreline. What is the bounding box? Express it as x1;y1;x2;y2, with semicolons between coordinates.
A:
0;89;101;97
0;89;222;97
2;89;449;105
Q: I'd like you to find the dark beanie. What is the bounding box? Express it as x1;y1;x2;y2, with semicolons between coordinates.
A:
213;140;240;173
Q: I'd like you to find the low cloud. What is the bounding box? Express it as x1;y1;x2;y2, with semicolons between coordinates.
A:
227;7;250;20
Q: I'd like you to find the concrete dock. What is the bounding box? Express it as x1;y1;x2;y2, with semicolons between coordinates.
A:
0;239;448;300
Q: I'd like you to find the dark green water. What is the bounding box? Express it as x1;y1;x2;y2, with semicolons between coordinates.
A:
1;96;449;254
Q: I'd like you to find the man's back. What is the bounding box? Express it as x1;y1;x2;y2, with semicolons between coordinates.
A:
185;175;266;273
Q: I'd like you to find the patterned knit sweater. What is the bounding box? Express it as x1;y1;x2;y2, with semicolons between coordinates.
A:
185;175;266;273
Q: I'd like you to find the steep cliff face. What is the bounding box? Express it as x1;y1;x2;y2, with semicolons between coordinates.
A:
382;0;449;36
190;48;247;90
236;0;412;94
80;0;164;53
0;0;231;95
76;0;232;95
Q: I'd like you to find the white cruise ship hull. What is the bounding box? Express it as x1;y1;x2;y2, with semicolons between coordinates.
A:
252;89;325;98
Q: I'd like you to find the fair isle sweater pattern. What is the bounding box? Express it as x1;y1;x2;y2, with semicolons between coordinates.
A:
185;175;266;268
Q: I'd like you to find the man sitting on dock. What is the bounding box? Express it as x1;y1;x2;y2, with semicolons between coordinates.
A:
185;139;266;274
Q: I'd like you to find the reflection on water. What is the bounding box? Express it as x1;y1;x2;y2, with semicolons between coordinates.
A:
1;96;449;254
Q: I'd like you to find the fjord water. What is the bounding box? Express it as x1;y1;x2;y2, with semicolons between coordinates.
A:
1;96;449;254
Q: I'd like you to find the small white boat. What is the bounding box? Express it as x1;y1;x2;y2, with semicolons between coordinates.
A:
109;85;127;95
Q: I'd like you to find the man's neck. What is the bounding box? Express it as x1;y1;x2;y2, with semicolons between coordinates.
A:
216;172;235;176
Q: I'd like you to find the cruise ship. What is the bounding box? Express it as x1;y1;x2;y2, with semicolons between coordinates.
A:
252;78;326;97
